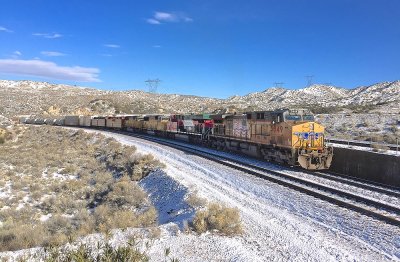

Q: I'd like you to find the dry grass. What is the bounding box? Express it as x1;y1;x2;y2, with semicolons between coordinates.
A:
192;202;243;236
0;125;163;251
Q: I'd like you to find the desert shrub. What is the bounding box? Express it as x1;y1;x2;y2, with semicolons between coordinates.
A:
42;241;149;262
147;227;162;239
193;203;243;236
110;210;140;229
12;180;24;191
135;207;158;227
59;165;77;175
0;179;7;187
40;196;58;213
42;215;75;247
105;178;146;208
186;192;207;208
0;219;46;251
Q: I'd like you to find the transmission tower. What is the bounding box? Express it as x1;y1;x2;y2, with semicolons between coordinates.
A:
305;75;314;87
274;82;284;88
145;79;161;93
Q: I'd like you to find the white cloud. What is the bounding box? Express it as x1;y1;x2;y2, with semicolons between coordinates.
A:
100;54;113;57
147;11;193;24
0;26;13;33
104;44;120;48
32;33;63;39
146;18;161;25
9;51;22;59
41;51;66;57
152;45;161;48
0;59;100;82
154;12;178;22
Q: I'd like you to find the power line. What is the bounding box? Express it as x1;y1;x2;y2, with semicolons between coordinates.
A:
305;75;314;87
145;79;161;93
273;82;285;88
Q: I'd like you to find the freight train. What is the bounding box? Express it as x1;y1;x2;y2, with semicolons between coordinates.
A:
21;109;333;170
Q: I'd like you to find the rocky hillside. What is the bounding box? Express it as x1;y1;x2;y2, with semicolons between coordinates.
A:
227;82;400;113
0;80;399;117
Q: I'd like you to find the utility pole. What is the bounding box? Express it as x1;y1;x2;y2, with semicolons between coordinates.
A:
305;75;314;87
274;82;284;88
145;79;161;93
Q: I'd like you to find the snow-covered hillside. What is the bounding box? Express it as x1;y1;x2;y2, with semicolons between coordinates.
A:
1;79;399;117
228;81;400;112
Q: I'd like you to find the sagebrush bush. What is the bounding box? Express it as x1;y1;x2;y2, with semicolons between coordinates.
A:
41;241;149;262
105;177;146;208
0;126;163;251
186;192;207;208
193;203;243;236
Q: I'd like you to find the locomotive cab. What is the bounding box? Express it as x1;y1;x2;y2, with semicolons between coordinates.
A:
283;109;333;170
268;109;333;170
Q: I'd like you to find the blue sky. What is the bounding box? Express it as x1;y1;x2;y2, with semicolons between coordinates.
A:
0;0;399;98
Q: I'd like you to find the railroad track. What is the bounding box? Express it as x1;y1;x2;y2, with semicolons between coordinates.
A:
108;129;400;227
327;138;399;152
311;170;400;198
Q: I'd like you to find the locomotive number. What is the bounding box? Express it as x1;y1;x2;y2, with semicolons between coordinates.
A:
272;125;283;133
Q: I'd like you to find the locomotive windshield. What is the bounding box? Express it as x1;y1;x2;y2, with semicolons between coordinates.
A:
303;115;314;121
285;115;301;121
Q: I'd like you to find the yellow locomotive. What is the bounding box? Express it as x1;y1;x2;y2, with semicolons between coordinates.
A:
212;109;333;170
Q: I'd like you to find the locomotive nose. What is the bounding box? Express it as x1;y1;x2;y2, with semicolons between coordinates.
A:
298;150;333;170
293;122;333;170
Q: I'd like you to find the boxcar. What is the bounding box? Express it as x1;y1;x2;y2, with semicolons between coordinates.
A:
91;117;106;127
79;116;92;127
65;116;80;126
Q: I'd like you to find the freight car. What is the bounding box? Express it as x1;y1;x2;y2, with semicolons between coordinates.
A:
107;109;332;170
21;108;333;170
91;117;106;127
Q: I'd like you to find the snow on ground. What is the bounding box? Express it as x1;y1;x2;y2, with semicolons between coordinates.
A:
0;181;12;199
139;169;195;228
328;142;400;156
86;129;400;261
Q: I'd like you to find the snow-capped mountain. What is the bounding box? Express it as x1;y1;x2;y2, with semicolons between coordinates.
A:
0;79;399;117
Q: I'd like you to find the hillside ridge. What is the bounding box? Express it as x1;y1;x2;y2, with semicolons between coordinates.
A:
1;80;399;117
